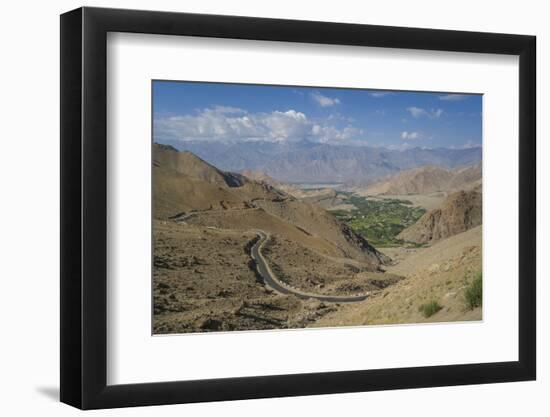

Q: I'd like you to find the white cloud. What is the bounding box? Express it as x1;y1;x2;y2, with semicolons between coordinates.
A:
154;106;364;145
433;109;444;118
311;125;364;144
401;131;421;140
406;106;444;119
369;91;394;98
311;91;341;107
406;107;425;118
439;94;469;101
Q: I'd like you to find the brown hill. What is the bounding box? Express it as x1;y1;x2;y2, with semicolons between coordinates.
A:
153;144;387;267
154;168;246;215
251;198;385;264
397;189;482;244
241;170;283;188
448;163;482;191
312;226;482;327
155;143;246;187
154;145;288;217
241;169;301;196
363;163;482;196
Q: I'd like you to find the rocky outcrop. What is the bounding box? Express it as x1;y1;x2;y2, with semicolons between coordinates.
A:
397;190;482;244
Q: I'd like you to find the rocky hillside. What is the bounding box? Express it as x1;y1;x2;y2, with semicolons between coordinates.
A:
154;146;285;216
363;163;482;196
448;163;482;191
397;189;482;244
313;226;483;327
154;144;247;187
153;144;387;267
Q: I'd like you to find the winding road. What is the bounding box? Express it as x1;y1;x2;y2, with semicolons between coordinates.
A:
251;231;369;303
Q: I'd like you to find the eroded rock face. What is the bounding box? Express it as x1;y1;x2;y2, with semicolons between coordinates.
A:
398;190;482;244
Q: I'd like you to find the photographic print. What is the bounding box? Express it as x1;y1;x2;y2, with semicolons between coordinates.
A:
152;81;482;334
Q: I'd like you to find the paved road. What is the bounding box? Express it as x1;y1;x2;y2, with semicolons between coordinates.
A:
250;231;368;303
170;212;197;223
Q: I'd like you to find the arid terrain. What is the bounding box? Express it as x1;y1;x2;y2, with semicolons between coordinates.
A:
359;163;482;196
314;226;482;327
153;221;344;333
153;144;482;334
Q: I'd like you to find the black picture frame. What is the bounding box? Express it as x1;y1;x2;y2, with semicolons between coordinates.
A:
60;6;536;410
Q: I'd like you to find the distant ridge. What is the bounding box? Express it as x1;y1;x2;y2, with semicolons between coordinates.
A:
363;163;482;195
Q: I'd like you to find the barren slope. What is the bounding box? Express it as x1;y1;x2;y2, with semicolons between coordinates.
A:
448;163;482;191
153;221;342;333
262;236;402;296
313;226;482;327
389;226;482;275
363;163;482;196
252;198;387;265
397;189;482;244
155;143;246;187
184;208;345;259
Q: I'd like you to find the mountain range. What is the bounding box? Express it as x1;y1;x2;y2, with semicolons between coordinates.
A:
160;140;482;184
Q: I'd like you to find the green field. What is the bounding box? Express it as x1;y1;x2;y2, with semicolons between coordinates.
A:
331;196;426;248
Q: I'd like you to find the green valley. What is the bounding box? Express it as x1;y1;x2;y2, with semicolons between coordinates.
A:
331;196;426;247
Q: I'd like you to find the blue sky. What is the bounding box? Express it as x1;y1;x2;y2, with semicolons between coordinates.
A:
153;81;482;150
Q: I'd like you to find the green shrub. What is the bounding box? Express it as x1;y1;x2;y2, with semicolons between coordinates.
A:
465;272;482;309
419;300;442;318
